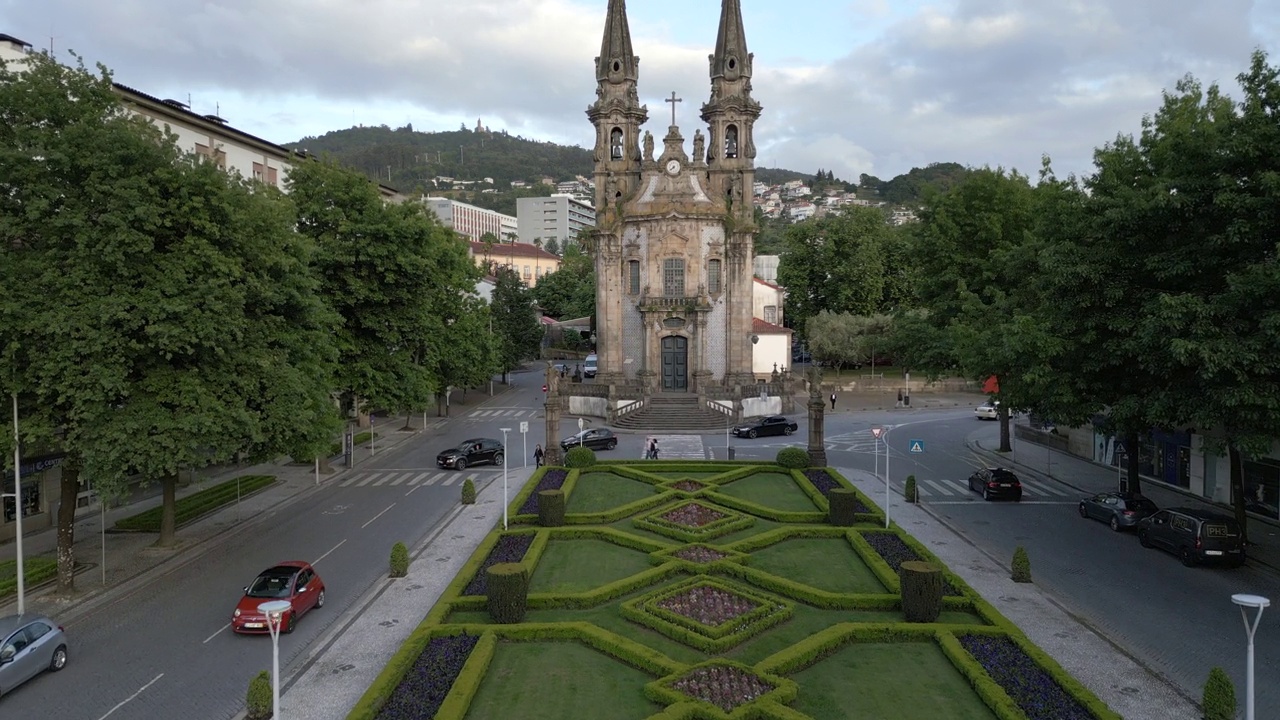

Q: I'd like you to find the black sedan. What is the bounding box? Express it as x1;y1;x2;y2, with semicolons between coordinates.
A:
968;467;1022;501
1078;492;1159;531
560;428;618;452
436;438;505;470
732;415;798;439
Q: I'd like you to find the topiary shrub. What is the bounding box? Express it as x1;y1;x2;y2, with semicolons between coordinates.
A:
461;477;477;505
390;541;410;578
486;562;529;624
904;475;918;503
537;489;566;527
1202;667;1236;720
1011;546;1032;583
828;487;859;527
245;670;272;720
564;445;597;468
776;447;809;469
899;560;943;623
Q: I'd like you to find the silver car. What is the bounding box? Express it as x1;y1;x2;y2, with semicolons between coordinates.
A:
0;614;68;697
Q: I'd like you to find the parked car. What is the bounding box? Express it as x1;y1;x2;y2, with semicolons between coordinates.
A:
583;354;598;379
974;401;999;420
0;614;67;697
232;562;326;634
1136;508;1245;567
561;428;618;451
437;438;505;470
967;467;1022;501
732;415;798;439
1078;492;1160;531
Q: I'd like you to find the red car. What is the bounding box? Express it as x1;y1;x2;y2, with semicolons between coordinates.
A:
232;562;325;634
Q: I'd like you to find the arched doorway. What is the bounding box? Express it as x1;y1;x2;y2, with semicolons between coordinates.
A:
661;336;688;391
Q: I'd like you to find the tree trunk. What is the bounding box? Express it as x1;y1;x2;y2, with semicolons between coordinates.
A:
1124;430;1142;497
56;455;82;596
997;404;1011;452
156;473;178;547
1229;444;1250;546
401;410;413;432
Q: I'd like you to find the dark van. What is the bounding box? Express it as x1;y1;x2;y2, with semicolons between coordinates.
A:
1136;508;1245;567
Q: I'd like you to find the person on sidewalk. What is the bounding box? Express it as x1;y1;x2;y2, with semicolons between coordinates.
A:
830;392;837;411
534;444;544;467
647;437;659;460
896;389;904;408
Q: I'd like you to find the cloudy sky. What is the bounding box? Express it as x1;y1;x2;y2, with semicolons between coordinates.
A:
1;0;1275;181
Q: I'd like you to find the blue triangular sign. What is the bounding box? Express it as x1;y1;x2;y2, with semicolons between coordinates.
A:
909;440;925;453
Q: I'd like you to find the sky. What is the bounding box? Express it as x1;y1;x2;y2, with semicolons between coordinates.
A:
1;0;1276;182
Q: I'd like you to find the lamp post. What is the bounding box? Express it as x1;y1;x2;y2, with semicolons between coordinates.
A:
258;599;292;720
500;427;511;530
4;392;25;615
871;426;887;529
1232;593;1270;720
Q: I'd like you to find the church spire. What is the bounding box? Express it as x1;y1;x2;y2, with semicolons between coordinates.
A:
596;0;638;83
710;0;751;81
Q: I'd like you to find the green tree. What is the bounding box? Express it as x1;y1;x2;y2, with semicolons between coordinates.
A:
531;244;595;320
490;267;544;382
544;237;561;256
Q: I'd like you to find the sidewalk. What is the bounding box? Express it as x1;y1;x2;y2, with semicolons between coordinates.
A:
842;466;1198;720
970;431;1280;576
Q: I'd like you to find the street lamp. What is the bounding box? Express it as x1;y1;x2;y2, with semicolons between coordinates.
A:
500;428;511;530
1232;593;1270;720
258;599;292;720
3;393;25;615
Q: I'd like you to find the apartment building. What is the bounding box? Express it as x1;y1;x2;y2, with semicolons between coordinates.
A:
469;241;561;288
423;197;518;242
516;194;596;247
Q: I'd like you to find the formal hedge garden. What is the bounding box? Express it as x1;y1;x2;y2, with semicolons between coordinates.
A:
349;462;1119;720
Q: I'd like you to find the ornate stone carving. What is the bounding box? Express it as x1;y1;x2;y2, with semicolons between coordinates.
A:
643;131;655;162
692;130;705;164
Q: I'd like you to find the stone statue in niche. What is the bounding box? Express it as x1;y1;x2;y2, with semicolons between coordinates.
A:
605;173;619;206
692;130;705;163
643;131;655;162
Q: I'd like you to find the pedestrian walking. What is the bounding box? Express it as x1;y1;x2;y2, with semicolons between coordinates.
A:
646;437;659;460
534;444;544;467
896;389;904;408
830;392;837;410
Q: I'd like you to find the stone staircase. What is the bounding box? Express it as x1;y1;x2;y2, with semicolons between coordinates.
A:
613;395;734;432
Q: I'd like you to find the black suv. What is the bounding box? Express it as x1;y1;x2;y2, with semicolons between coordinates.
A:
967;467;1022;501
1136;507;1245;567
436;438;504;470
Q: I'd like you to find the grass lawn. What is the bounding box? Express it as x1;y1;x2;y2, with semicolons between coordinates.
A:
464;641;664;720
647;472;726;481
713;472;820;512
567;472;657;514
528;539;656;594
0;556;58;599
791;642;1000;720
749;537;887;594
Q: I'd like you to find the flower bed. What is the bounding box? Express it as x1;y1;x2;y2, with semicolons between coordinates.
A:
802;469;868;510
671;664;775;713
657;585;759;626
374;634;479;720
517;469;569;514
958;634;1095;720
672;545;730;564
672;480;707;492
660;503;727;528
863;532;961;596
462;534;534;595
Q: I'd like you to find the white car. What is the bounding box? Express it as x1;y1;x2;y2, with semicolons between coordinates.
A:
974;401;999;420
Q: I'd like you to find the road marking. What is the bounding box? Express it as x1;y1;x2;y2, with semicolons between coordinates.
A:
373;474;396;487
313;539;347;565
425;472;445;485
202;624;230;644
338;474;359;488
1021;479;1071;497
97;673;165;720
362;503;396;529
389;472;413;486
926;500;1078;506
356;473;381;487
442;474;460;486
408;472;430;485
922;479;955;496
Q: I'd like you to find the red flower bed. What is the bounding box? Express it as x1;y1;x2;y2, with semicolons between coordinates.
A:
657;585;758;625
671;664;774;713
660;503;727;528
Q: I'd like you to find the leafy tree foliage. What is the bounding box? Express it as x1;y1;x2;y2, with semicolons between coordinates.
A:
805;312;892;373
490;267;545;381
531;244;596;320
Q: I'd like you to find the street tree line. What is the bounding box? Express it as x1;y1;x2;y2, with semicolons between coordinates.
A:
0;53;543;594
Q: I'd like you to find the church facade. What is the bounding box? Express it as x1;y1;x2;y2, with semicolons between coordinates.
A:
586;0;762;394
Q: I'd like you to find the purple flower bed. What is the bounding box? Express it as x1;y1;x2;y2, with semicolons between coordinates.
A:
958;634;1094;720
672;664;774;713
672;545;730;564
672;480;707;492
658;585;758;625
660;503;727;528
462;534;534;595
375;633;479;720
802;469;869;511
863;532;962;596
517;469;568;514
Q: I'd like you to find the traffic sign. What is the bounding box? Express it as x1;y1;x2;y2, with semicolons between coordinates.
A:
520;421;528;433
578;418;585;430
870;427;883;439
909;439;925;454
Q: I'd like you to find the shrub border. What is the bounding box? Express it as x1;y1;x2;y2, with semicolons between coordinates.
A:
619;576;794;653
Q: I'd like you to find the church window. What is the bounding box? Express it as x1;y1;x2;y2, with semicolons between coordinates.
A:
628;261;640;295
663;259;685;297
708;259;722;294
725;125;739;159
610;128;624;160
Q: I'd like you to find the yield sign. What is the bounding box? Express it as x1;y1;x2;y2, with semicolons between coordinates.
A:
870;427;884;439
909;440;925;454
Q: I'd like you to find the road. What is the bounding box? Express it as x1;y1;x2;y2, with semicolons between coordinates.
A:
6;378;1277;717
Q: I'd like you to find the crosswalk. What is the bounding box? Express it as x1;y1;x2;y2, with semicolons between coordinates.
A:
337;469;497;489
639;435;706;460
909;477;1073;500
465;408;538;421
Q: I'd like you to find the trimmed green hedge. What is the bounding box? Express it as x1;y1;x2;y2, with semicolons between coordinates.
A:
632;500;756;542
0;556;58;599
619;576;794;654
114;475;277;532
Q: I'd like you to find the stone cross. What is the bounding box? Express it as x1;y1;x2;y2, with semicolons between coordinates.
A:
665;91;682;126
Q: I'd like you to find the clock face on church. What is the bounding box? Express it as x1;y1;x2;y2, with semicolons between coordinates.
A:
665;160;681;175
